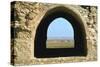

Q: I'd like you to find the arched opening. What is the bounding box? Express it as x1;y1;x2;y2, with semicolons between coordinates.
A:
46;17;74;48
34;6;87;58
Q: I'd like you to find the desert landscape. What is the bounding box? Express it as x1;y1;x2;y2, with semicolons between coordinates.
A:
46;38;74;48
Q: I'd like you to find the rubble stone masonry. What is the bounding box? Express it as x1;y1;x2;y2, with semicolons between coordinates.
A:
11;1;97;65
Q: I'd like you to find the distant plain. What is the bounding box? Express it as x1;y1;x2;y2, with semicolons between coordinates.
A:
46;37;74;48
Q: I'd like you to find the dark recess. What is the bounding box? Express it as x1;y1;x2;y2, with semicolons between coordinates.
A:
34;7;87;58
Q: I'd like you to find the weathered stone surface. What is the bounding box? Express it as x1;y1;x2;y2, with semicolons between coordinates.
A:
11;1;97;65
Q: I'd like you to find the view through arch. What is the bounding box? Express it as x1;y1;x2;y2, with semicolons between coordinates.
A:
46;17;74;48
34;6;87;58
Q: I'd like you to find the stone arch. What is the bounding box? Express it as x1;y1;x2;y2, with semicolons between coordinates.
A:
34;6;88;58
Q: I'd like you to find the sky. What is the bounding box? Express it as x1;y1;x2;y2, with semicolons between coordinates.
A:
47;17;74;39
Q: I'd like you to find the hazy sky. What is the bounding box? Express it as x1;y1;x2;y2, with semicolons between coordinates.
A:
47;17;74;39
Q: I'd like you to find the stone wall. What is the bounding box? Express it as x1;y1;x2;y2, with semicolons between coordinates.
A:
11;1;97;65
